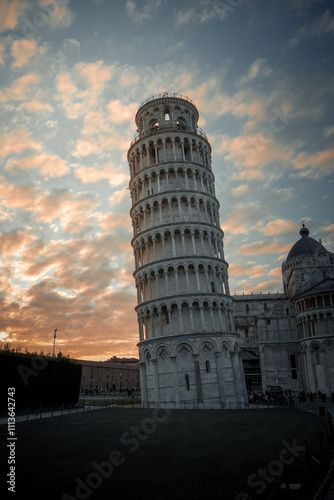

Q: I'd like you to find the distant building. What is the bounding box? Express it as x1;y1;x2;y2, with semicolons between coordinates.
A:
235;225;334;395
78;359;140;391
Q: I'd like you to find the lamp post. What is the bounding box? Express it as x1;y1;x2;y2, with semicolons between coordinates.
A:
52;329;57;357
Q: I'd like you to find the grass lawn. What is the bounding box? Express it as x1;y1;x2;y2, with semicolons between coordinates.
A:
1;407;329;499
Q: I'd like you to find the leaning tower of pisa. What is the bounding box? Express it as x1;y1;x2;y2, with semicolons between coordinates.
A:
128;93;246;408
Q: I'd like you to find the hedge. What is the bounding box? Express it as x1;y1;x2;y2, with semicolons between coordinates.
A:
1;351;82;410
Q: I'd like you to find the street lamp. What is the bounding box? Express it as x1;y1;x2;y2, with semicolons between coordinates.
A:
52;329;57;357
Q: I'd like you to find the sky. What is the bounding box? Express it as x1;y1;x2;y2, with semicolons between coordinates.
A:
0;0;333;360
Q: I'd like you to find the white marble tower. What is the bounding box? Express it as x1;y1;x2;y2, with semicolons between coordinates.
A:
128;93;247;408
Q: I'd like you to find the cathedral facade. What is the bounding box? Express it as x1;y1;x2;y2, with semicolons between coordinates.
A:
235;225;334;396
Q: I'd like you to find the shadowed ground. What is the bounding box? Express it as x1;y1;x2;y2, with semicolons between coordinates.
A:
0;407;329;499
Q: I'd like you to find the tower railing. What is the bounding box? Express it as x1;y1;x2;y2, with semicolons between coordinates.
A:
130;123;208;147
139;92;195;107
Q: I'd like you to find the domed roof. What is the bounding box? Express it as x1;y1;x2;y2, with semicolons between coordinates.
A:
286;225;323;262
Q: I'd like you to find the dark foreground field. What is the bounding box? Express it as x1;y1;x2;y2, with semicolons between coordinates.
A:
0;407;330;499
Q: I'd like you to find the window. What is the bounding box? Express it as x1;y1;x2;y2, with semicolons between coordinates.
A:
185;374;190;391
267;319;271;325
322;271;327;280
246;304;250;314
301;273;305;281
205;361;211;373
264;303;268;311
211;282;215;292
164;107;170;120
286;308;289;315
90;369;94;379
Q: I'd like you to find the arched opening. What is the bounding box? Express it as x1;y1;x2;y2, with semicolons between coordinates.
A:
289;353;298;379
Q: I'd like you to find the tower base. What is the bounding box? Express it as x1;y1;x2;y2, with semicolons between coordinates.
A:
138;333;247;409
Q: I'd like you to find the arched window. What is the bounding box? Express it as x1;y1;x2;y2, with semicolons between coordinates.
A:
185;374;190;391
164;107;170;121
205;361;211;373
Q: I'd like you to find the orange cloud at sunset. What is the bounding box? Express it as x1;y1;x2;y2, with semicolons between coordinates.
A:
0;0;333;361
292;148;334;179
238;239;292;256
0;0;27;32
6;154;68;177
0;128;42;159
11;39;37;67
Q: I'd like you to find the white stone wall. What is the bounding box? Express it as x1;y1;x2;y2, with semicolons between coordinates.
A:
129;95;246;408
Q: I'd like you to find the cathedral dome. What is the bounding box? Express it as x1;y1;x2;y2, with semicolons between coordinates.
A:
286;225;322;262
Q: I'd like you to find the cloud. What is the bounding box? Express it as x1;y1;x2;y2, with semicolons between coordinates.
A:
241;58;272;83
126;0;164;25
56;62;113;119
231;184;249;197
74;130;130;157
259;219;297;236
0;72;40;102
310;9;334;36
11;39;37;68
0;176;40;211
0;0;27;32
63;38;80;52
76;60;113;100
217;133;294;180
0;230;36;259
74;162;128;186
0;43;5;64
289;9;334;46
18;98;53;113
292;148;334;179
324;125;334;137
32;190;100;234
290;0;325;16
221;202;264;235
108;100;138;124
0;226;138;358
229;260;268;278
175;1;233;26
55;71;83;119
268;267;282;278
73;109;131;156
0;128;42;160
5;154;69;177
109;189;129;207
38;0;74;29
238;239;292;256
0;177;100;234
